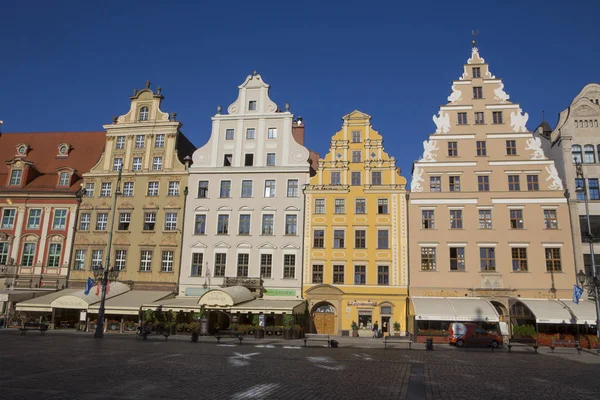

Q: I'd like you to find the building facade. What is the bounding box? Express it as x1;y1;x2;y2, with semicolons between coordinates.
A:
303;111;408;336
69;83;195;291
409;46;576;337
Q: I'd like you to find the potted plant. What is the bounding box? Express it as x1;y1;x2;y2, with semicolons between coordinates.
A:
282;315;295;340
393;321;401;336
512;324;536;339
351;321;359;337
190;322;200;342
252;315;264;339
107;319;121;332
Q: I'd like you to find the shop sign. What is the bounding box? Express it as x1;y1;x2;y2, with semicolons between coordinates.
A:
264;289;297;297
205;293;227;302
51;297;87;308
79;311;87;321
185;287;209;297
347;301;377;306
422;291;461;297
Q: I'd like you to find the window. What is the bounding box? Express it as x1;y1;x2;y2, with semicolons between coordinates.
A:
493;111;503;124
352;151;361;163
478;210;492;229
21;243;36;267
248;101;257;111
333;265;345;284
377;266;389;285
544;210;558;229
115;136;125;149
144;212;156;231
430;176;441;192
312;265;323;283
354;265;366;285
132;157;142;171
114;250;127;271
287;180;299;197
449;176;460;192
267;128;277;139
266;153;276;166
313;230;324;248
113;158;123;171
147;181;159;196
527;175;539;191
246;128;255;140
285;215;297;235
198;181;209;198
79;213;91;231
330;171;341;185
100;182;111;197
27;209;42;229
214;253;226;277
241;180;253;198
476;141;487;156
355;230;366;249
155;134;165;148
223;154;232;167
333;230;345;248
355;199;366;214
314;199;325;214
168;181;179;196
472;67;481;78
84;183;94;197
575;178;586;201
194;215;206;235
217;214;229;235
264;180;276;197
508;175;520;191
96;213;108;231
478;175;490;191
118;213;130;231
59;172;70;186
421;247;436;271
123;182;134;197
474;112;485;125
334;199;345;214
1;209;16;229
139;107;149;121
225;129;234;140
511;248;528;272
371;171;382;185
422;210;435;229
351;172;361;186
140;250;152;272
161;251;174;272
584;145;596;163
90;249;103;269
244;154;254;166
260;254;272;278
480;247;496;271
135;135;145;148
506;140;517;155
572;145;582;164
219;180;231;198
450;210;463;229
164;213;177;231
74;250;85;270
473;86;483;99
458;112;467;125
448;142;458;157
589;178;600;200
352;131;361;143
191;253;203;276
449;247;465;271
282;254;296;278
237;254;249;277
47;243;61;267
152;157;163;171
545;248;562;272
510;210;524;229
377;230;389;249
378;199;388;214
261;214;274;235
238;214;251;235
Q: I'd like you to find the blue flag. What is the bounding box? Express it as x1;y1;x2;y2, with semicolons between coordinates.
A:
84;277;95;296
573;284;584;304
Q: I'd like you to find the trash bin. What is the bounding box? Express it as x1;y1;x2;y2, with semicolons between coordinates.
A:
426;338;434;351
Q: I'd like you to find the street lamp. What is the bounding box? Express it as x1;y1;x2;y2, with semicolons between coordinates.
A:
94;168;122;338
574;161;600;354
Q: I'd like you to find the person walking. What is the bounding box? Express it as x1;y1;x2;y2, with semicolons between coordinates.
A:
373;321;379;338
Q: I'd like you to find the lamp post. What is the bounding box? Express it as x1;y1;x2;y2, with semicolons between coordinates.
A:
574;161;600;354
94;168;122;338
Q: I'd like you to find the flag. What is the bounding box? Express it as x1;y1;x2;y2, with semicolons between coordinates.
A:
573;284;584;304
96;282;101;296
106;280;111;295
84;277;95;296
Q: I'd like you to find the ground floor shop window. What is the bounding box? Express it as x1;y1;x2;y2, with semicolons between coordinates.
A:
358;310;372;330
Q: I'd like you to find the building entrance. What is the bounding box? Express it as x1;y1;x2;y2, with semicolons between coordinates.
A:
313;304;335;335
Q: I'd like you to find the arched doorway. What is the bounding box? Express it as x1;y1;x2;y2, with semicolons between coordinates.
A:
312;302;336;335
490;301;508;322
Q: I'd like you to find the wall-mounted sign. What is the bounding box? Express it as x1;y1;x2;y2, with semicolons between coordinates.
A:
421;291;461;297
264;289;297;297
347;301;377;307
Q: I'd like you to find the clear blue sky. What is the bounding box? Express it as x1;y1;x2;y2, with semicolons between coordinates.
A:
1;0;599;179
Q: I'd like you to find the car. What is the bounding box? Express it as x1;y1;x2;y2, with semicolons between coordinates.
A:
449;322;502;348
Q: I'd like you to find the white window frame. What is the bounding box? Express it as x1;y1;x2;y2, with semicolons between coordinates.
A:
267;128;277;139
132;157;142;171
27;208;42;229
140;250;152;272
152;156;163;171
246;128;256;140
115;136;126;149
147;181;159;196
123;182;134;197
161;251;174;272
168;181;180;196
266;153;276;166
264;180;276;198
52;209;67;230
58;172;70;186
1;209;16;229
96;213;108;231
100;182;111;197
91;250;103;269
115;249;127;271
74;249;86;270
85;183;94;197
164;213;178;231
79;213;91;231
135;135;145;148
113;158;123;171
47;243;62;267
154;134;165;148
287;179;299;197
9;170;22;185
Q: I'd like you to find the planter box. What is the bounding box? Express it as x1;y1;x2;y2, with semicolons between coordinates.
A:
416;335;448;344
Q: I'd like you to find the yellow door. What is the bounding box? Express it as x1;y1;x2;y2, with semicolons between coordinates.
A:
314;313;335;335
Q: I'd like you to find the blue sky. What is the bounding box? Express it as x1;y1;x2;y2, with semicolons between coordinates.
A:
1;0;599;179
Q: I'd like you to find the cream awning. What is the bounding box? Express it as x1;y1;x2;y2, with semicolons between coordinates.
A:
511;298;576;324
88;291;174;315
16;289;80;312
198;286;255;308
49;282;130;310
231;299;306;314
411;297;500;322
559;300;597;326
0;290;39;304
142;298;202;312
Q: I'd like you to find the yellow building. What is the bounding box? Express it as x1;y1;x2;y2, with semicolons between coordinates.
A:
302;111;408;337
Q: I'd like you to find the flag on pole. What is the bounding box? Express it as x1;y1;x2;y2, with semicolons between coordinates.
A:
106;279;111;295
84;277;95;295
96;282;101;296
573;284;584;304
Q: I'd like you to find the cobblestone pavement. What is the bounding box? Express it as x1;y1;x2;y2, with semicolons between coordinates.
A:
0;331;599;399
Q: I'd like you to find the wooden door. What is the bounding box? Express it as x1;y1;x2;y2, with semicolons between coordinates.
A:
313;313;335;335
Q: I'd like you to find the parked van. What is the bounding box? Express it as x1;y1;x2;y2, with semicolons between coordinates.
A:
449;322;502;348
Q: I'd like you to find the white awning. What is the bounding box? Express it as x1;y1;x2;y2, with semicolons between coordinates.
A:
16;289;80;312
49;282;130;310
198;286;255;308
559;300;597;326
0;290;39;304
88;291;173;315
231;299;306;314
411;297;500;322
142;298;202;312
511;298;576;324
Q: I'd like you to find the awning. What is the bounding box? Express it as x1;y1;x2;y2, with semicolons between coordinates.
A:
411;297;500;322
88;291;174;315
16;289;80;312
511;298;575;324
231;299;306;314
49;282;130;310
198;286;255;308
0;290;39;304
559;300;597;326
142;298;202;312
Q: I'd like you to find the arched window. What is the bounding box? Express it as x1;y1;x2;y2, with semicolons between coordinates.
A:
139;106;149;121
584;145;595;163
572;145;582;164
585;120;589;128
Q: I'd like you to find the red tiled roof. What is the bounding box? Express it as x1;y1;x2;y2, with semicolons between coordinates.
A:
0;131;106;193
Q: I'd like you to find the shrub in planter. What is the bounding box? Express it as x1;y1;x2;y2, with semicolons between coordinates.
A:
123;320;138;332
393;321;401;336
254;327;265;339
512;324;536;338
107;320;121;331
351;321;359;337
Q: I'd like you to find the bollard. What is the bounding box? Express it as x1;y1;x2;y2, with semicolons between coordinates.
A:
426;338;434;350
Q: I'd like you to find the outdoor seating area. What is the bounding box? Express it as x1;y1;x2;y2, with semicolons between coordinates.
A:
384;334;413;349
304;333;331;347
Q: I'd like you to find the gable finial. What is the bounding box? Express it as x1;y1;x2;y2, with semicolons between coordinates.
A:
472;29;479;48
253;70;257;76
145;80;151;89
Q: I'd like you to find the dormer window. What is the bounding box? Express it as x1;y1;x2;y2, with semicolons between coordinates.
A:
58;172;70;187
139;106;149;121
58;145;68;156
16;144;28;156
248;101;257;111
9;170;22;186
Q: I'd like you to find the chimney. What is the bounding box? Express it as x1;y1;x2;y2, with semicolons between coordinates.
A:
292;117;304;145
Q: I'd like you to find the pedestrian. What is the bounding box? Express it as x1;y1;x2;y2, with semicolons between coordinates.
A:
373;321;379;338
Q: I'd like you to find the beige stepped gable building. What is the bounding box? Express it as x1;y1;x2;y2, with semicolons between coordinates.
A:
69;82;195;292
408;45;578;339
